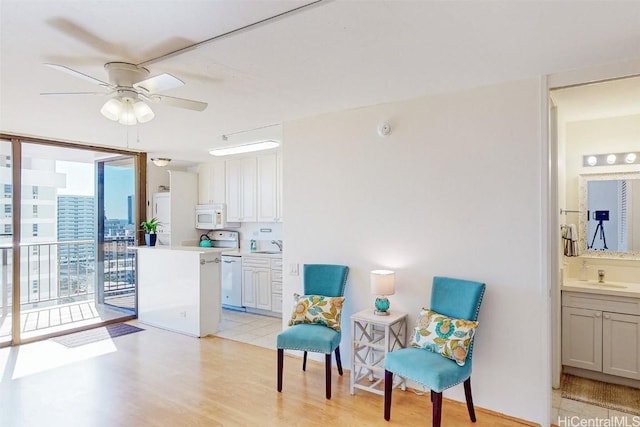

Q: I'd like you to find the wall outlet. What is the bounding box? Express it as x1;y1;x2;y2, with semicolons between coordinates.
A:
289;263;299;276
179;311;187;318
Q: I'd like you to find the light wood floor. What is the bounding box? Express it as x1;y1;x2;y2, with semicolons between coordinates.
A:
0;321;535;427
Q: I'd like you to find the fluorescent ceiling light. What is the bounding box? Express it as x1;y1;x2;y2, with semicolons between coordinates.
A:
209;140;280;156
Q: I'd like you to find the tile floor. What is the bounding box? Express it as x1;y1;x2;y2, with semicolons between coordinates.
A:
551;388;637;426
214;309;282;350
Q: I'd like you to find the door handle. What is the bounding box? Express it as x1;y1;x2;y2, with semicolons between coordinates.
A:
201;258;221;265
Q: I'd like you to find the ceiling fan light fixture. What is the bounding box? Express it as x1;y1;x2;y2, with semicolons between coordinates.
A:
133;100;155;123
101;96;154;125
209;140;280;156
118;99;137;126
100;98;123;121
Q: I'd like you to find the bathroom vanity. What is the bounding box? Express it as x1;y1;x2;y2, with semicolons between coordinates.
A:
561;280;640;386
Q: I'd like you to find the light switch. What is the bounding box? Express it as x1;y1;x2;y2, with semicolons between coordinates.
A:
289;263;299;276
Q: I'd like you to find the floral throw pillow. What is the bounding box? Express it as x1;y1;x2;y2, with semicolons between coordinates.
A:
409;308;479;366
288;294;345;331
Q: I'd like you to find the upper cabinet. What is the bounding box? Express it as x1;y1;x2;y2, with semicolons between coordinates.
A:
226;157;257;222
257;154;282;222
198;153;282;223
197;161;226;204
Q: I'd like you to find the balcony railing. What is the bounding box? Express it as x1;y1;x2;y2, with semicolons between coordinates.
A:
0;237;136;312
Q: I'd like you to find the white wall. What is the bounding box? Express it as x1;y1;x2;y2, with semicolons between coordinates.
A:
564;114;640;217
282;78;547;424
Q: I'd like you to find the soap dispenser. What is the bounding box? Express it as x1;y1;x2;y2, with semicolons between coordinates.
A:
250;239;257;252
579;260;588;281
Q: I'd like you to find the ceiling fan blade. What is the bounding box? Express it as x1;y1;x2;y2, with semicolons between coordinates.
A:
44;63;111;88
133;73;184;94
40;91;109;96
150;94;208;112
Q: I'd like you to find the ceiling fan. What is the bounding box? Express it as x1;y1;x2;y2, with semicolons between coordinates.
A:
41;62;208;125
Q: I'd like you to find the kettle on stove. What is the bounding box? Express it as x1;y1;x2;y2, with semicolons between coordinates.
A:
199;234;213;247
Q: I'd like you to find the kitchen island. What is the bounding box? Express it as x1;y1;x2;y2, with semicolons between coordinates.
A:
132;245;225;337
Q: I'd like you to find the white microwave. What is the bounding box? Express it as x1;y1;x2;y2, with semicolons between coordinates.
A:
195;204;239;230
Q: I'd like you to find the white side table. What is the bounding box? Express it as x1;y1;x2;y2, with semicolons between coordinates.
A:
350;308;408;395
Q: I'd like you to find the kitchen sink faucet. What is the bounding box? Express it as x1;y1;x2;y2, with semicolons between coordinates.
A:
272;240;283;251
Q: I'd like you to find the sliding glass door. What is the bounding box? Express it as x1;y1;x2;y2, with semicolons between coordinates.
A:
96;156;137;315
0;136;144;347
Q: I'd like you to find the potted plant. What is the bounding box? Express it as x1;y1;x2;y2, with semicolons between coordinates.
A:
140;217;159;246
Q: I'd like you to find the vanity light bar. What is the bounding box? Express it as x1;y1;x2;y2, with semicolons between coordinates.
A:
583;152;640;167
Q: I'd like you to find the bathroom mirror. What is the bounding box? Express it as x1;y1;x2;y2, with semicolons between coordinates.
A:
578;172;640;258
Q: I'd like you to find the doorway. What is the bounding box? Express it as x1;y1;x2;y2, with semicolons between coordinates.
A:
549;74;640;422
0;137;145;347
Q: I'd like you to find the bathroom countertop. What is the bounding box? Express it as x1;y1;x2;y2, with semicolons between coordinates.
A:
562;279;640;298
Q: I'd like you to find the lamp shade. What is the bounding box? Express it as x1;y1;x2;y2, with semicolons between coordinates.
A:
371;270;395;295
100;98;123;121
134;101;155;123
118;99;137;125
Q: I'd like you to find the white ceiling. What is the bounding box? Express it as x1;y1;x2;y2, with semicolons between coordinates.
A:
1;0;640;163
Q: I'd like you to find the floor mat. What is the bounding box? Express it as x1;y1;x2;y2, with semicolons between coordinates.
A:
561;373;640;415
51;323;144;348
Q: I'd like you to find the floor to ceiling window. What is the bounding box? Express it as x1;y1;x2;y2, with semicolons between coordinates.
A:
0;136;145;347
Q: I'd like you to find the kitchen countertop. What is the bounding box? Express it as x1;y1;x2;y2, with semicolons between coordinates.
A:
131;245;226;254
562;279;640;298
221;250;282;258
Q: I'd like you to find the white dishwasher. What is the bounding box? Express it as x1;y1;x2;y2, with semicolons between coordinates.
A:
221;255;243;310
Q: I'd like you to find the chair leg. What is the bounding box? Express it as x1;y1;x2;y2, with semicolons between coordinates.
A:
277;348;284;392
430;390;435;402
335;346;343;376
384;370;393;421
464;377;477;422
432;391;443;427
325;353;332;399
303;351;308;371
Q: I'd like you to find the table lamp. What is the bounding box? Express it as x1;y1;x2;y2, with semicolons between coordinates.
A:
371;270;395;316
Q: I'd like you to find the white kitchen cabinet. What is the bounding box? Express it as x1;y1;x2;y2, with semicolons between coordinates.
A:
270;258;283;313
562;291;640;381
226;158;256;222
242;267;257;308
197;162;226;204
257;154;282;222
255;269;271;311
242;256;270;310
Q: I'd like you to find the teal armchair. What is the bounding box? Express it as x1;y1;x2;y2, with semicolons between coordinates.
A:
277;264;349;399
384;276;486;427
